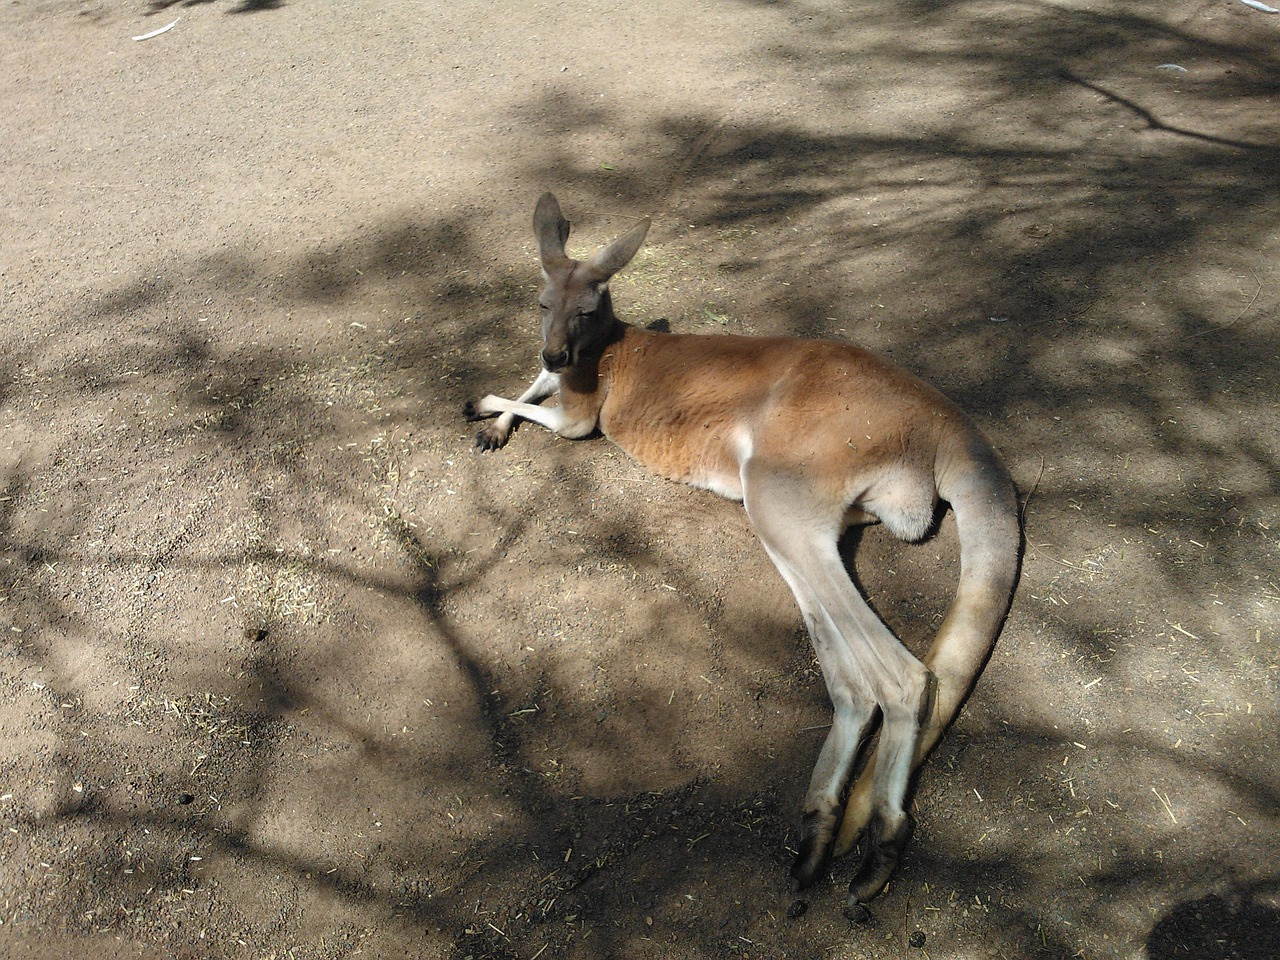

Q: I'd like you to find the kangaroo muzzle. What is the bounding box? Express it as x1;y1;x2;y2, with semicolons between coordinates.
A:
541;347;571;371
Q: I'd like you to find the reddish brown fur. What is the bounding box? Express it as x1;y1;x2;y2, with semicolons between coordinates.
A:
587;329;970;528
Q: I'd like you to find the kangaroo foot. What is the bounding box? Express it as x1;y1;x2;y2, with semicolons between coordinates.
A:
844;811;913;913
789;808;838;891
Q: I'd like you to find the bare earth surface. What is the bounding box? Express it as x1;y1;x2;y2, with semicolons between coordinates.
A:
2;1;1278;958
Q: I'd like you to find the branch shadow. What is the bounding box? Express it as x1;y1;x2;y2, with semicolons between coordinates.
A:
3;1;1279;957
146;0;288;14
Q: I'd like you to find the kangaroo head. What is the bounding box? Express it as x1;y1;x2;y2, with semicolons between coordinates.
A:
533;192;650;372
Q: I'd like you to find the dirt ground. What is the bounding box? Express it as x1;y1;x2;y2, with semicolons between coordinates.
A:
1;1;1278;958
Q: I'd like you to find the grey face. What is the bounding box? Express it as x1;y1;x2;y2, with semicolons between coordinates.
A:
537;264;607;371
532;192;650;372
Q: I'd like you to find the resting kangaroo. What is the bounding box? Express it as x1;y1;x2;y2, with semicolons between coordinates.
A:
464;193;1020;917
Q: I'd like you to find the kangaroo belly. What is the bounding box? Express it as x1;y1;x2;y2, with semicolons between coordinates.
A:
596;329;950;509
602;409;748;501
597;332;769;500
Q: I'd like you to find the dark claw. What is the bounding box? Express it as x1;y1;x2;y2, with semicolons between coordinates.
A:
474;430;502;452
847;812;914;907
843;899;872;924
462;400;484;422
789;809;837;891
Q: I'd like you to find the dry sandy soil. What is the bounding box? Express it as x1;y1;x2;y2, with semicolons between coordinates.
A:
1;1;1278;958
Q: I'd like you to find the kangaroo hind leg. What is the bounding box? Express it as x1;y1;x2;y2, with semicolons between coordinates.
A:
742;464;932;901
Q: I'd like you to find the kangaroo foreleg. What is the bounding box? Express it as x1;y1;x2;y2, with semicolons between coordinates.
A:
464;368;560;450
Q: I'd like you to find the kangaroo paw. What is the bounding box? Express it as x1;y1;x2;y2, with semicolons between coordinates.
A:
474;425;510;451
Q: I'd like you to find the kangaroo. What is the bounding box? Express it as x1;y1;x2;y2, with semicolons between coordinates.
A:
464;193;1021;917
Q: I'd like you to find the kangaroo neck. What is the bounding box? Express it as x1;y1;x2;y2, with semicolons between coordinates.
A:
562;314;627;395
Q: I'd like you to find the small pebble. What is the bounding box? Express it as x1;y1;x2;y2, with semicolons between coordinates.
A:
786;898;807;919
910;930;927;948
177;793;195;806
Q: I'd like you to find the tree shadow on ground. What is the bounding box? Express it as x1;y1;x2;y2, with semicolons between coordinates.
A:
1147;885;1280;960
3;1;1278;958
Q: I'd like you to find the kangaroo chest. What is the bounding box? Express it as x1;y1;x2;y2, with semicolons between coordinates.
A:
595;337;751;501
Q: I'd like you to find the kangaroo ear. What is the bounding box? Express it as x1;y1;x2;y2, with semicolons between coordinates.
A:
534;193;571;264
585;217;651;282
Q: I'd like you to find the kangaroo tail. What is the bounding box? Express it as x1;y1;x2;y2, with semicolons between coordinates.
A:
833;427;1020;855
918;428;1021;757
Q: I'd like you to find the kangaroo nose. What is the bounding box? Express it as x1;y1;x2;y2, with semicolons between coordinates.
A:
541;348;570;371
